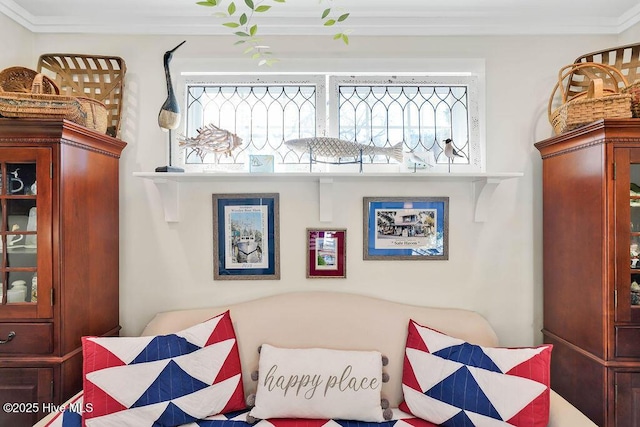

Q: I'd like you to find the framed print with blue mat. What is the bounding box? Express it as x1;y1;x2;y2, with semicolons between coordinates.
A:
363;197;448;260
212;193;280;280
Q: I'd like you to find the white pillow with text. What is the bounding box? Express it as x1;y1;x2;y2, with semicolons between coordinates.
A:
249;344;385;422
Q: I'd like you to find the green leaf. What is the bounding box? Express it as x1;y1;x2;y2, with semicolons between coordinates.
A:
252;52;262;59
228;2;236;14
244;0;255;9
333;33;341;40
213;12;228;17
235;31;250;37
249;24;258;36
243;46;255;53
273;0;285;2
223;22;240;27
324;19;336;26
239;13;248;25
321;8;331;19
234;40;247;45
196;1;216;6
255;5;271;12
342;34;349;44
338;13;349;22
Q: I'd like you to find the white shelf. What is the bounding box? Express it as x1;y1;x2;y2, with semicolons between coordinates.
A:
134;171;523;223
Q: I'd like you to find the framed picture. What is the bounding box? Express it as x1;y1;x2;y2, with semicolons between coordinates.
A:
306;228;346;278
212;193;280;280
363;197;449;260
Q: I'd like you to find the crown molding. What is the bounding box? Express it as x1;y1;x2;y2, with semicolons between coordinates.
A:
0;0;638;36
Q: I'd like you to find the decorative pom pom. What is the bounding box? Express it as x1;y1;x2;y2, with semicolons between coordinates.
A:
257;345;262;354
251;370;259;381
246;415;259;424
246;394;256;407
383;408;393;420
382;372;390;383
380;398;389;409
381;355;389;366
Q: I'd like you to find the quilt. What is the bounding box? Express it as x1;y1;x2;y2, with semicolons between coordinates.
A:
41;394;437;427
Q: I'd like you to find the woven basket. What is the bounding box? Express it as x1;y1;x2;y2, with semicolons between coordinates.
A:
0;66;59;95
37;54;126;137
548;63;632;134
569;43;640;100
77;96;108;133
0;72;86;125
623;80;640;118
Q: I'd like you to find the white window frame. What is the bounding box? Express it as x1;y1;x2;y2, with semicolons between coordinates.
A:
173;62;484;173
328;74;482;173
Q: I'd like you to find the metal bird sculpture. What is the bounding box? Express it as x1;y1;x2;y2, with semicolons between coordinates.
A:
158;40;186;131
443;138;463;159
443;138;462;172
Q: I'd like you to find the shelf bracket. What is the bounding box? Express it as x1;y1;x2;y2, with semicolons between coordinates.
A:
472;178;502;222
152;178;179;222
134;172;523;223
319;178;333;222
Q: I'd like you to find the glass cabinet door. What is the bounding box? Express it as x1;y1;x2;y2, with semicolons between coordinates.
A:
632;165;640;310
0;148;51;319
618;149;640;324
1;162;37;305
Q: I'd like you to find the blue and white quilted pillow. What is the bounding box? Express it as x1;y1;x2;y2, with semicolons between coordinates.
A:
399;320;552;427
81;310;246;426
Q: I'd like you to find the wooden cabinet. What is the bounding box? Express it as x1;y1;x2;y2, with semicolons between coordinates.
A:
0;119;126;427
536;119;640;427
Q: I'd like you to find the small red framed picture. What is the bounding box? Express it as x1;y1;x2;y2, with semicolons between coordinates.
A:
306;228;346;278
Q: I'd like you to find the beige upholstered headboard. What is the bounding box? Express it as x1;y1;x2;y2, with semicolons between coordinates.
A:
141;292;499;407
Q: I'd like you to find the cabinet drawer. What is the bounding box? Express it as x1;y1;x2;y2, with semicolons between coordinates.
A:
0;323;52;354
615;326;640;357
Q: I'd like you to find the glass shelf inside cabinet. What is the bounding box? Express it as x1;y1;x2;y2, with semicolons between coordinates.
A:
0;162;38;307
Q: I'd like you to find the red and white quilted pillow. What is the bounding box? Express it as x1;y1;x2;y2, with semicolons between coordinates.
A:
82;310;245;426
400;320;552;427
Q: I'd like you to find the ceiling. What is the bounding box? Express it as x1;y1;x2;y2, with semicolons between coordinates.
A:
1;0;640;36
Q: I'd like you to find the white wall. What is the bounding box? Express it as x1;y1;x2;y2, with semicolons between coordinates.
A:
1;22;628;346
0;13;33;69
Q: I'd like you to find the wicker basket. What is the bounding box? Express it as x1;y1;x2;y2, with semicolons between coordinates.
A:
37;54;126;137
548;63;632;134
0;66;59;95
0;72;86;125
569;43;640;100
623;81;640;118
77;97;108;134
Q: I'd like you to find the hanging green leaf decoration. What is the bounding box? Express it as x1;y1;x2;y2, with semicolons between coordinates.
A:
196;0;351;65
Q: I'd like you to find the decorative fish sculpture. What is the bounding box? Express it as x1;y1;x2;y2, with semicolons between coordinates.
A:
178;124;243;161
285;137;404;163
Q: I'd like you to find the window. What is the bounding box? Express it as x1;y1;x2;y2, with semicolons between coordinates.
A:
177;73;481;173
